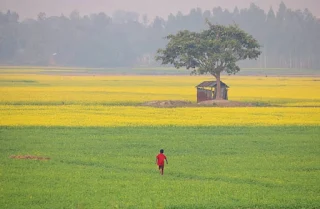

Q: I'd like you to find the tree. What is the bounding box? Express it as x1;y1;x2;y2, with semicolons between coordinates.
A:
156;21;261;99
0;3;319;69
37;12;46;21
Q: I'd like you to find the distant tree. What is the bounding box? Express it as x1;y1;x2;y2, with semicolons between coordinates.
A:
142;14;149;26
0;2;319;69
69;10;80;21
265;7;277;68
37;12;46;21
156;21;261;99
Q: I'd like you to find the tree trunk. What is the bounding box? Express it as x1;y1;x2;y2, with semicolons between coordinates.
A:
215;73;222;100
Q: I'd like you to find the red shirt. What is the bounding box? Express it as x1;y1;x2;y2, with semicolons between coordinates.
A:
156;153;167;166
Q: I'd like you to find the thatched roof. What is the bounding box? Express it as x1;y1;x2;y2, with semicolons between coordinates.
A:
196;81;229;88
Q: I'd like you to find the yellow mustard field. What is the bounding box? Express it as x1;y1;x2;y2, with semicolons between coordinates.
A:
0;105;319;126
0;69;319;126
0;73;320;106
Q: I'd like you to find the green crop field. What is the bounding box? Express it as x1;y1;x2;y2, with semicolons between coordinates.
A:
1;126;320;209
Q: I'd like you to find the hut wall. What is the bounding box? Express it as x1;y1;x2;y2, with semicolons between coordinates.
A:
197;88;213;103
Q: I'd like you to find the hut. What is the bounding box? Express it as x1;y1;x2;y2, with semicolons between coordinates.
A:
196;81;229;103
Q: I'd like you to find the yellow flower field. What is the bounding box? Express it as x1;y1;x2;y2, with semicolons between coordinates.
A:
0;69;319;126
1;105;319;126
0;73;320;106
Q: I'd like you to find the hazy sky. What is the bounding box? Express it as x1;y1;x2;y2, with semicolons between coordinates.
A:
1;0;319;20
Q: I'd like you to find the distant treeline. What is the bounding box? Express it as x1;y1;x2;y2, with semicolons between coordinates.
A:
0;2;319;69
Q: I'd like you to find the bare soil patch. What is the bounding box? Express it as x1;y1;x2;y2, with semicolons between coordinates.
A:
142;100;193;108
142;100;253;108
10;155;50;160
199;100;254;107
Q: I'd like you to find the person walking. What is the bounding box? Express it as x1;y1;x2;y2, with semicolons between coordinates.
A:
156;149;168;175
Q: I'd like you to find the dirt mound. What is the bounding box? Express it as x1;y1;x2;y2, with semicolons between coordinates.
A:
142;100;193;107
10;155;50;160
198;100;253;107
142;100;253;107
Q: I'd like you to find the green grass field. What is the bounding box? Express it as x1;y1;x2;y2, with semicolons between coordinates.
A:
1;126;319;209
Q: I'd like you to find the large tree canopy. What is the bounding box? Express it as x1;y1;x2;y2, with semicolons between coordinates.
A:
156;21;261;99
